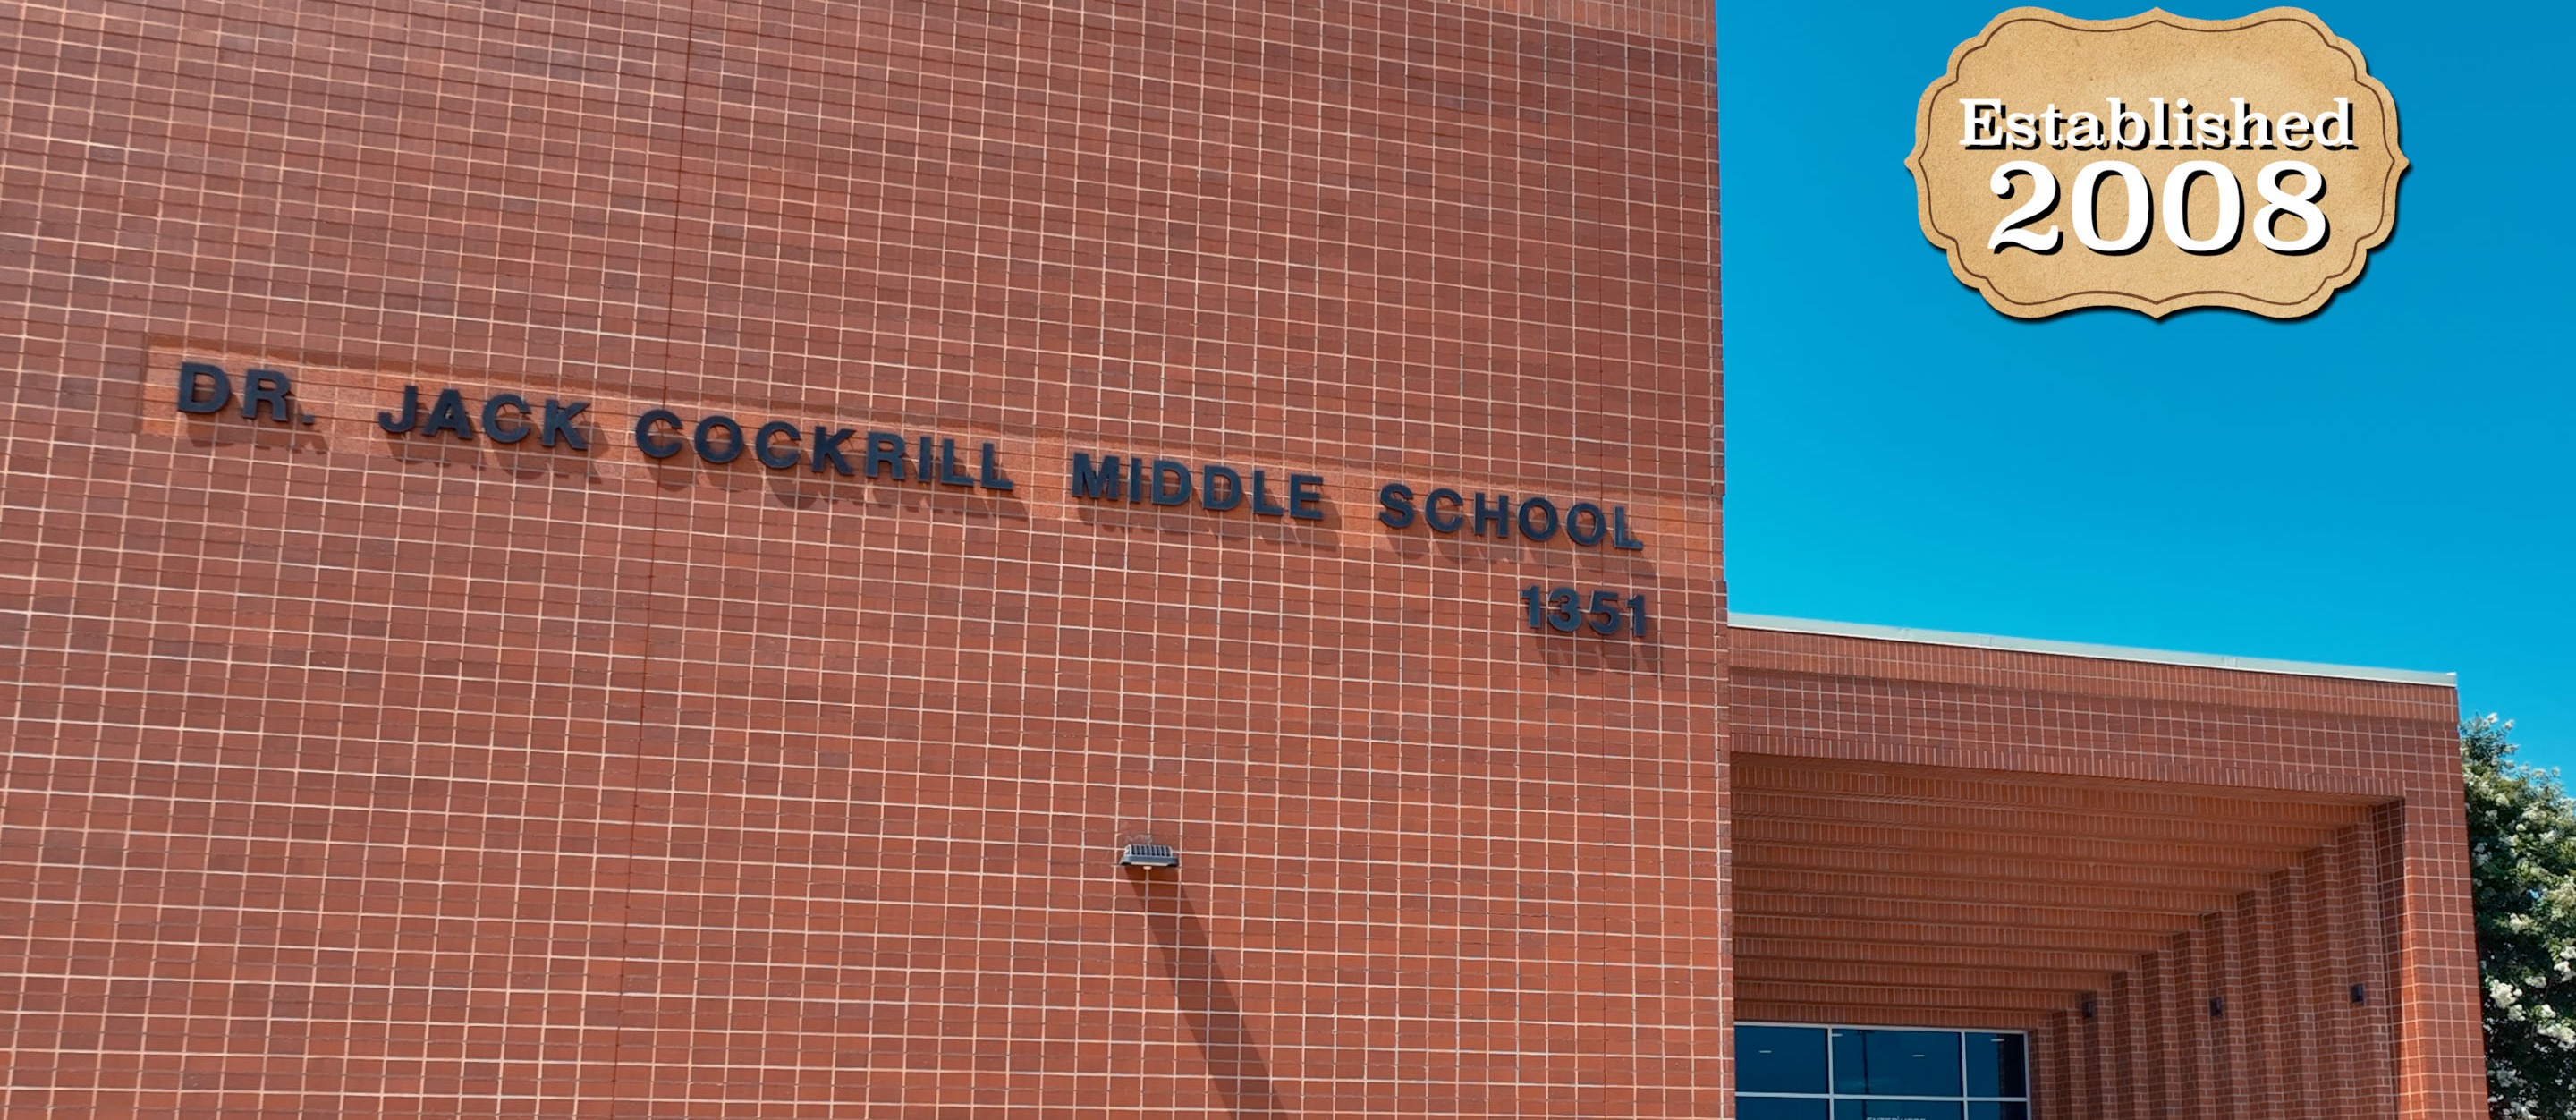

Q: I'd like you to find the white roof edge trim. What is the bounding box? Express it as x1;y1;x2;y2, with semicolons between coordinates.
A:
1727;614;2457;688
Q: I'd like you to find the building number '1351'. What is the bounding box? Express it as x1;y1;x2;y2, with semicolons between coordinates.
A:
1521;586;1650;637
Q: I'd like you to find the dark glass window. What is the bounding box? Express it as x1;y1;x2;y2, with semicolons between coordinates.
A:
1741;1097;1832;1120
1834;1101;1964;1120
1964;1032;2028;1098
1739;1025;1830;1094
1738;1023;2026;1119
1831;1029;1963;1098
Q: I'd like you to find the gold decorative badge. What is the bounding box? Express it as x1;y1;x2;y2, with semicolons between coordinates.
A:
1908;8;2404;318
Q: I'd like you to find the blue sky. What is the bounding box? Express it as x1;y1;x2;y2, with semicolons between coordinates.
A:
1715;2;2576;768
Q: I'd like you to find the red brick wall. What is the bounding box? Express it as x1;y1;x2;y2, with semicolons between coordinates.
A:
2033;815;2403;1119
0;0;1722;1116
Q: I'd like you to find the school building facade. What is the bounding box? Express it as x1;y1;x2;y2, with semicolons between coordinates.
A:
0;0;2481;1116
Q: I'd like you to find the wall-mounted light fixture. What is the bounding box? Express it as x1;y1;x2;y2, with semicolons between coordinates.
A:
1117;843;1179;869
2080;996;2097;1021
2350;983;2368;1005
2207;996;2225;1018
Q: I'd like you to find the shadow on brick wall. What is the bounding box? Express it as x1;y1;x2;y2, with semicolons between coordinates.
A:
1126;873;1291;1117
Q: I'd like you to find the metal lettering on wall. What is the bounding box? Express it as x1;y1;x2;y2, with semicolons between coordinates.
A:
167;359;1657;640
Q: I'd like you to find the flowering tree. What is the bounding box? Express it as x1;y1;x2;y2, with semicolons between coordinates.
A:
2466;716;2576;1119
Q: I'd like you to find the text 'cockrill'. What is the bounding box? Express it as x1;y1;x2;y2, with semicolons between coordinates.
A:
636;410;1014;491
